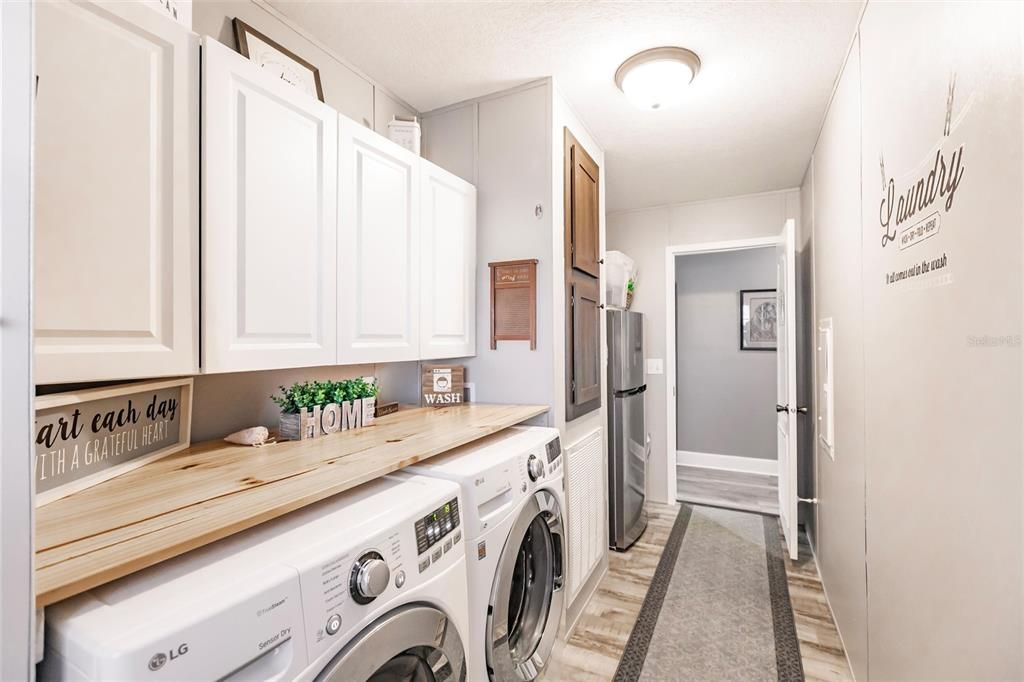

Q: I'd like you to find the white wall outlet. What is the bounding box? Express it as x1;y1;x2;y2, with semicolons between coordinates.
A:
646;359;663;375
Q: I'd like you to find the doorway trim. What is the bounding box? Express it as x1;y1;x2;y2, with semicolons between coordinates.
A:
1;0;36;677
663;235;780;503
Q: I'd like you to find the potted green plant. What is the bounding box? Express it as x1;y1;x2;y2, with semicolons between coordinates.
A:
273;378;380;441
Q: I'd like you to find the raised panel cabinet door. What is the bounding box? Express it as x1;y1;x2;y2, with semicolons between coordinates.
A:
420;160;476;359
569;272;601;417
564;129;600;278
202;38;338;373
338;116;420;363
34;1;199;383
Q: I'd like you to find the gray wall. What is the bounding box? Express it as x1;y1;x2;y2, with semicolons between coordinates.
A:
190;361;420;442
675;249;776;460
607;189;801;503
807;2;1023;679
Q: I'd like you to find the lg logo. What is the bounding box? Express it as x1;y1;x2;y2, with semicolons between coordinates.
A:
148;643;189;672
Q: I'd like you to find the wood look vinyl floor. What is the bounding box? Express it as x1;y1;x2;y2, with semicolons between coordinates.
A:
676;464;780;515
543;502;852;682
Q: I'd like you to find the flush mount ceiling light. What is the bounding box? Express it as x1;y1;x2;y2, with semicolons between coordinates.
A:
615;46;701;110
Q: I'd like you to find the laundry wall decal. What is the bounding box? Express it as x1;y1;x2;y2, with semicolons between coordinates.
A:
878;72;967;250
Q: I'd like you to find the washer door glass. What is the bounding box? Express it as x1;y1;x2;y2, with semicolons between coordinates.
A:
362;648;443;682
506;516;553;658
487;489;565;681
317;605;465;682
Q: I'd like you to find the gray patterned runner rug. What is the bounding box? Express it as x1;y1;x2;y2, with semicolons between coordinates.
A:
613;505;803;681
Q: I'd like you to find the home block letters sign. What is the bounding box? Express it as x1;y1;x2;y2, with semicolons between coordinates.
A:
34;378;193;506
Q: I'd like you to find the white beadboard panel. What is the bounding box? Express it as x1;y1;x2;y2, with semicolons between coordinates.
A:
565;427;604;601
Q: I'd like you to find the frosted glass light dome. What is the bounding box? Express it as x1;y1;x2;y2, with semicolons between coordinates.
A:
615;47;701;110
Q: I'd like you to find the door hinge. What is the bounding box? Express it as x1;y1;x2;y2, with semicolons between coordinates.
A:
570;379;576;392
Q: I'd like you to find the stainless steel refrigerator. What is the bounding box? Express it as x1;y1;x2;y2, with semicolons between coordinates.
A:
607;309;648;551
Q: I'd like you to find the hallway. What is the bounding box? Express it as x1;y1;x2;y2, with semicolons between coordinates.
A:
676;465;780;516
545;503;851;681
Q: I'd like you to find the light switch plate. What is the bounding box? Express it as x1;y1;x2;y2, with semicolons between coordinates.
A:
646;359;663;375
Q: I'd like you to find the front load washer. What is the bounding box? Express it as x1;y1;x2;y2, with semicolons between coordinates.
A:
403;426;565;682
40;474;469;682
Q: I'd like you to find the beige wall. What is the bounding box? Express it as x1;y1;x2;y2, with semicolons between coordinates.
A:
192;0;415;130
607;188;801;503
807;2;1023;678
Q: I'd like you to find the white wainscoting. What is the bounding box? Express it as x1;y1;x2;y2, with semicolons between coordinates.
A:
566;428;604;602
676;450;779;476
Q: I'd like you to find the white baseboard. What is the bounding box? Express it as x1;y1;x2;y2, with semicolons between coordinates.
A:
676;450;778;476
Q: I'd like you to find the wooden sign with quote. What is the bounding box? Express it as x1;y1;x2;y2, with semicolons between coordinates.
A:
33;378;193;506
489;259;538;350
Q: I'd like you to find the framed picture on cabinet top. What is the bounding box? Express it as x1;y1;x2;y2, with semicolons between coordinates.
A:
740;289;778;351
233;18;325;102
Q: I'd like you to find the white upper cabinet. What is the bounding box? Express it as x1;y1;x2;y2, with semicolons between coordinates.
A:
202;38;338;373
420;161;477;359
337;116;421;363
34;1;199;384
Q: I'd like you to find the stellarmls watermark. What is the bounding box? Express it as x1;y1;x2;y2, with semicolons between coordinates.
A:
966;334;1022;348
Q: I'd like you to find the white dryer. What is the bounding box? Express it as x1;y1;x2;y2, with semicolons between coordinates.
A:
403;426;566;682
40;474;470;682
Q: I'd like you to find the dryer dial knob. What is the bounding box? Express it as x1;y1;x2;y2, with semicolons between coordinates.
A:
527;454;545;481
351;553;390;603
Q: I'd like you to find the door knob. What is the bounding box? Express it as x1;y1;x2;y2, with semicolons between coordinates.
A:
796;406;809;415
775;404;788;413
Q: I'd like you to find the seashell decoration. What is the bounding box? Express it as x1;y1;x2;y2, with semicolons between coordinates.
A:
223;426;272;447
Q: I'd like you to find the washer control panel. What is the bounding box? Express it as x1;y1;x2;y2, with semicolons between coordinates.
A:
414;497;460;556
545;436;562;464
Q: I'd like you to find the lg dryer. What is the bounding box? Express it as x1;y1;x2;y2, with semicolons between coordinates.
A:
404;426;566;682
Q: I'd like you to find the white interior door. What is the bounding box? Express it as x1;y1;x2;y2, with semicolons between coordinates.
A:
776;219;799;560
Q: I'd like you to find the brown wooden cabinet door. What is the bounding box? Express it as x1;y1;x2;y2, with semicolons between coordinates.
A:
565;129;600;278
568;271;601;418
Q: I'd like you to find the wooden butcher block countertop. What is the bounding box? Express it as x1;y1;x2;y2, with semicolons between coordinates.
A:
35;403;547;607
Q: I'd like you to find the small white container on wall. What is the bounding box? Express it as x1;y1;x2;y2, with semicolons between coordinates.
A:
605;250;636;309
388;116;421;155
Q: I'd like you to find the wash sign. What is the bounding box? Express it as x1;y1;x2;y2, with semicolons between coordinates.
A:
422;365;465;406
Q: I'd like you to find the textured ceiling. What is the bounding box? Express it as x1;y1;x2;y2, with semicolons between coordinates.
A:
266;0;862;211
